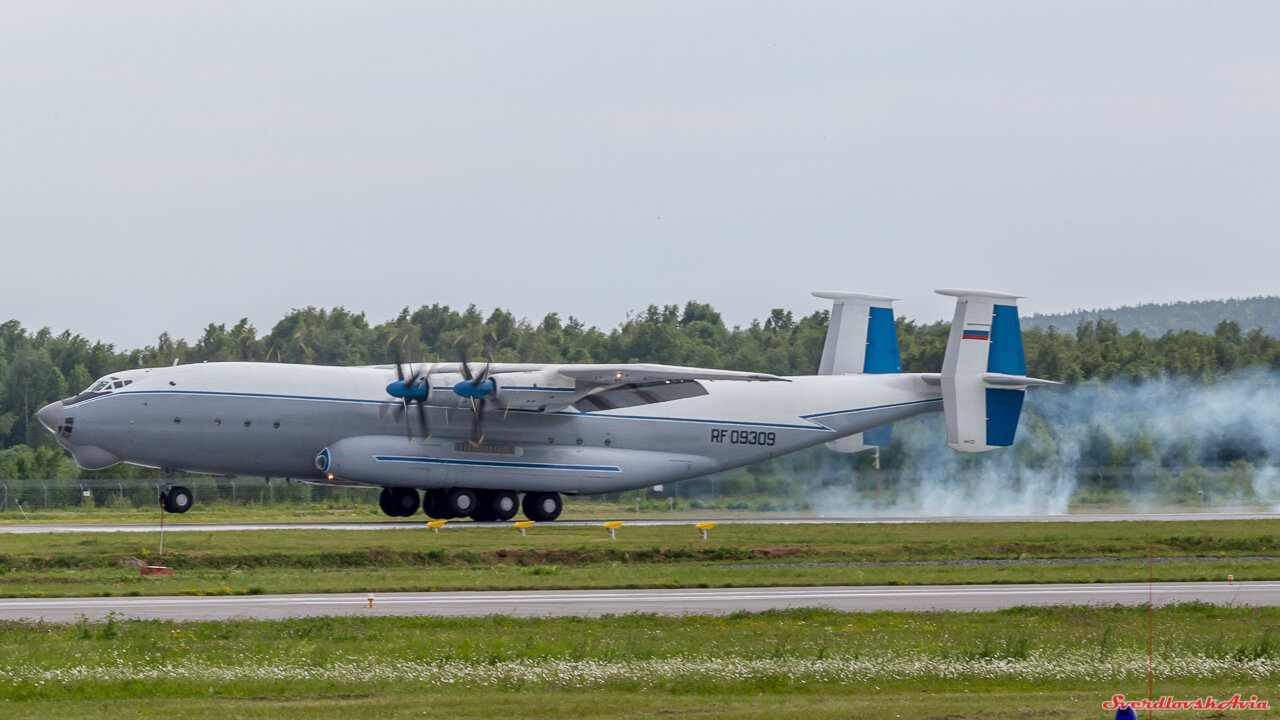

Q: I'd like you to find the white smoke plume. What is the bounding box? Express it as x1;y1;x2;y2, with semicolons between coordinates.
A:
807;369;1280;517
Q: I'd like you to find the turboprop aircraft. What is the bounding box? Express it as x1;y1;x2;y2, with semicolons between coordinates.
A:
35;290;1054;522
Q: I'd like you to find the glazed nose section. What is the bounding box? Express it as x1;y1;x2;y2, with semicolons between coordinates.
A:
36;401;64;433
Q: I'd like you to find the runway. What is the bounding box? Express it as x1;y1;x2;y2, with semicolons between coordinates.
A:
2;511;1277;534
0;581;1271;622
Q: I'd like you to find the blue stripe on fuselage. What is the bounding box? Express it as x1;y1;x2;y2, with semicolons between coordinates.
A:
73;389;935;433
374;456;620;472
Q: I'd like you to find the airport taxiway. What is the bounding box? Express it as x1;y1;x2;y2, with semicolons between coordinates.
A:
0;581;1271;622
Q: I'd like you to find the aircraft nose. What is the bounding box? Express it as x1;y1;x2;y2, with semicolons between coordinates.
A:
36;401;64;432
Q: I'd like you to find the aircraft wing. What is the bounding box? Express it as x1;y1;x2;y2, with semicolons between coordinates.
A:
555;364;789;386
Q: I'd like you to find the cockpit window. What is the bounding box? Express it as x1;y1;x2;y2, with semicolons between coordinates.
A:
85;378;130;394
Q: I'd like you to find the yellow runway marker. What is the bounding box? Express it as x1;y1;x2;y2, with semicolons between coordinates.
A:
514;520;535;536
695;522;716;540
427;520;448;534
603;521;624;539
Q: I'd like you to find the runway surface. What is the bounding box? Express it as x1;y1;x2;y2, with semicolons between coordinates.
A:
3;512;1278;534
0;581;1271;622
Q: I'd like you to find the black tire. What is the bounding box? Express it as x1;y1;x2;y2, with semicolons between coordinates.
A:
471;490;517;522
423;489;451;519
470;492;497;522
445;488;478;518
378;488;397;517
163;486;194;514
391;487;420;517
491;490;519;522
522;491;561;522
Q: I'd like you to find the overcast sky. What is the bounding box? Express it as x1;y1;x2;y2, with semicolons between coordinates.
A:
3;2;1278;349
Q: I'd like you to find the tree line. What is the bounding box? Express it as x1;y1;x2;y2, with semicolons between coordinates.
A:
1026;295;1280;338
1;302;1276;479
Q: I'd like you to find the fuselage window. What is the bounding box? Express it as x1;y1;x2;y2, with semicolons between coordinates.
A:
112;381;123;389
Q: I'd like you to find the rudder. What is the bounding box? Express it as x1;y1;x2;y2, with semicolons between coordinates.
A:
936;289;1053;453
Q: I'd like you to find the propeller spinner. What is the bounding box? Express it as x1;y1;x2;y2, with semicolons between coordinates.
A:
454;349;497;444
384;348;431;440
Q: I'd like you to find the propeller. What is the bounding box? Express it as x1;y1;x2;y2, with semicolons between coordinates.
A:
452;344;498;444
384;342;431;440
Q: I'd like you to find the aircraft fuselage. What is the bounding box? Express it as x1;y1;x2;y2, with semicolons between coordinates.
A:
44;362;941;495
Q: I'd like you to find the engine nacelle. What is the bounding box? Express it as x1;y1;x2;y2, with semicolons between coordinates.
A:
315;435;715;494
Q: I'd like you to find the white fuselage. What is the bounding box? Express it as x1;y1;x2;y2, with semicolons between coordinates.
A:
45;362;942;494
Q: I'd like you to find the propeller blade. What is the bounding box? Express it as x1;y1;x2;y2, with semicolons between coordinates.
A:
469;397;484;444
415;399;429;438
457;343;474;382
393;343;406;383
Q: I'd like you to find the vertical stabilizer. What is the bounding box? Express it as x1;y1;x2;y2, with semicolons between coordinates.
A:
813;291;902;375
935;288;1038;453
813;291;901;453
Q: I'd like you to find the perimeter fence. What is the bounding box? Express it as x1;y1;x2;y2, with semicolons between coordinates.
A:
0;477;382;512
0;477;738;513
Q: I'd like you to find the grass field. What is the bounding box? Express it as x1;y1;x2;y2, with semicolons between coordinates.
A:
0;605;1275;717
0;519;1276;597
0;500;798;525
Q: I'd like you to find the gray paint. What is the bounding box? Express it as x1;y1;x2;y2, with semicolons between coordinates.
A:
42;362;941;495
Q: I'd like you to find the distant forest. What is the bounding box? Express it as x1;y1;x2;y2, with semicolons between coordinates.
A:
1027;296;1280;337
3;299;1279;479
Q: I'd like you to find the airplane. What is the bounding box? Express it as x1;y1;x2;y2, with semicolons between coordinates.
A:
35;289;1055;521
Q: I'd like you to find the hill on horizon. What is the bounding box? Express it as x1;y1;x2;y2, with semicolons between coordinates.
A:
1026;296;1280;337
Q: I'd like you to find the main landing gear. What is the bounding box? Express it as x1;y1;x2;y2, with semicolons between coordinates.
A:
378;487;420;517
378;488;561;522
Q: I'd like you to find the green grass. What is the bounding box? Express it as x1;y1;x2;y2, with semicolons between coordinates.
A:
0;558;1270;599
0;499;797;525
1;520;1277;597
0;606;1276;717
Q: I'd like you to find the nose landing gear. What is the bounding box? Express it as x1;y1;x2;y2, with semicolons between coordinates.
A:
159;485;194;514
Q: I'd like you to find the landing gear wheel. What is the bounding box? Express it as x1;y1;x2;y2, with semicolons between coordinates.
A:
378;488;397;517
161;486;194;514
379;488;420;517
471;490;518;522
392;487;420;517
446;488;478;518
490;490;519;522
522;491;561;522
423;489;451;519
471;492;497;522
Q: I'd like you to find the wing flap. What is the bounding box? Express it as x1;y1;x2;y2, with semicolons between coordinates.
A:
557;363;788;386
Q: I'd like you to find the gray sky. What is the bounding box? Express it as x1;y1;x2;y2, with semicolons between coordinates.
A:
3;2;1279;349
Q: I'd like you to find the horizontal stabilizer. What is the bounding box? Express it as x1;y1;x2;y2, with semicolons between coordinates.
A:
982;373;1060;388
